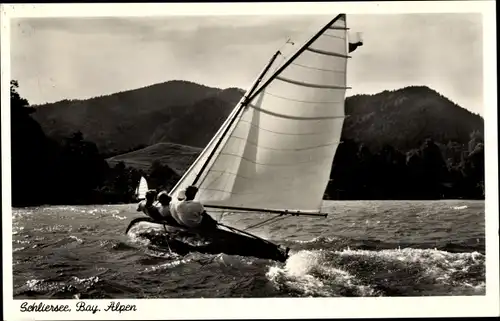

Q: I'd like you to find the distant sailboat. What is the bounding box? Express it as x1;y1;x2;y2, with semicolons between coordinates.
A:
126;14;362;262
135;176;148;201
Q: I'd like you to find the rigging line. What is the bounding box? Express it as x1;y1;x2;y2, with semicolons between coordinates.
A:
243;219;276;231
277;37;295;58
201;169;253;181
273;37;294;57
256;39;290;99
197;156;238;192
267;37;295;76
216;222;277;246
162;224;173;253
218;211;227;223
254;215;290;230
243;214;284;231
199;169;227;196
245;214;291;231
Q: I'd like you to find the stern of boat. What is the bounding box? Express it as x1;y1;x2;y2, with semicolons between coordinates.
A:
276;245;290;262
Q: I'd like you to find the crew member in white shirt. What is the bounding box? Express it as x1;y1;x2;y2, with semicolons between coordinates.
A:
171;186;217;229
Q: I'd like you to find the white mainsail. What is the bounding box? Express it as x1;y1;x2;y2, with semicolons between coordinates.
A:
170;14;351;214
167;51;282;200
136;176;149;200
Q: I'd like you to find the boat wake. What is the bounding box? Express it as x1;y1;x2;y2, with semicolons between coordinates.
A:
267;250;377;296
267;247;485;297
125;224;485;297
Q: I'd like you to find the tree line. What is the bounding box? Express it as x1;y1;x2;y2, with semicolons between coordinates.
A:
10;80;484;207
10;81;176;206
326;135;484;200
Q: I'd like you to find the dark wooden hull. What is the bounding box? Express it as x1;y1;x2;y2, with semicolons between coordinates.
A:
126;217;289;262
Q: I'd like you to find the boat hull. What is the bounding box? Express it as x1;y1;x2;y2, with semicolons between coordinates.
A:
127;217;289;262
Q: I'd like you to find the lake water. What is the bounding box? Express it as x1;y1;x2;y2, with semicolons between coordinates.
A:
11;200;485;298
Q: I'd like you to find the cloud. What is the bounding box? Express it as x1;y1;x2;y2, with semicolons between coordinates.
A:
10;13;483;114
346;13;482;111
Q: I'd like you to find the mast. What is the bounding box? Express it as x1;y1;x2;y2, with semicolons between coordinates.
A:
191;50;282;187
169;14;352;218
247;14;345;103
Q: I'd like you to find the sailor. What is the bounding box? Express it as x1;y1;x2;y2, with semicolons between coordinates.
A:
169;189;183;225
136;189;163;222
171;186;217;230
155;191;179;226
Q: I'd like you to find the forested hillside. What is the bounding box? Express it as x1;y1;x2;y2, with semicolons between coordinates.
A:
11;80;484;206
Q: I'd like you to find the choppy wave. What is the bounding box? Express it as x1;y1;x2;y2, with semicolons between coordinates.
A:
267;247;485;297
12;201;486;298
16;275;101;298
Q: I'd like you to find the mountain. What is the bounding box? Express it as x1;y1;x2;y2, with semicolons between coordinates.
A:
32;80;243;155
343;86;484;152
32;81;483;160
107;142;201;175
148;87;243;148
14;80;485;204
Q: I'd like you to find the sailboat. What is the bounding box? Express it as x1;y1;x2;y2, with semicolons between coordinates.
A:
134;176;149;201
126;14;362;262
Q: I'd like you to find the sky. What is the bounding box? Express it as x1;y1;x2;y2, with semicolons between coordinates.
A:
10;13;483;115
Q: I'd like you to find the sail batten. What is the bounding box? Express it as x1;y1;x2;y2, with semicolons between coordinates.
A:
323;33;346;40
169;13;354;214
215;152;334;166
236;118;344;136
306;47;351;58
265;91;344;104
247;102;346;120
291;62;346;74
226;135;341;152
275;76;350;90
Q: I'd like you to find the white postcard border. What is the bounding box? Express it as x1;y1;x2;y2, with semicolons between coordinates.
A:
1;1;498;320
